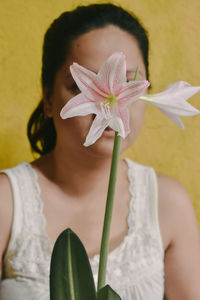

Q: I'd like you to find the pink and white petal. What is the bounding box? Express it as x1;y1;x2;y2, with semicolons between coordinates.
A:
118;80;150;105
96;52;126;94
108;115;126;139
118;106;130;138
60;93;99;119
83;116;110;147
158;108;184;129
139;94;200;116
70;63;107;101
143;81;200;101
164;81;200;101
164;81;191;92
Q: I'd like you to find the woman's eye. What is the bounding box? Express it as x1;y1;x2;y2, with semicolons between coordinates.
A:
69;82;80;93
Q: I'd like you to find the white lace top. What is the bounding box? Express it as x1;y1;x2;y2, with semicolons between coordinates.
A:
0;159;164;300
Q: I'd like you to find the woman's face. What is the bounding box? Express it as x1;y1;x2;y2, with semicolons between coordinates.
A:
44;25;147;157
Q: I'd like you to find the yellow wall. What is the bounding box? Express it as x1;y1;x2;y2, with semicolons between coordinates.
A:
0;0;200;223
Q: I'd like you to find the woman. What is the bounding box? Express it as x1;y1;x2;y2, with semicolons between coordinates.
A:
0;3;200;300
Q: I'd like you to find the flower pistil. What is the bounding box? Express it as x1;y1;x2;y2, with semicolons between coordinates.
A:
100;93;118;119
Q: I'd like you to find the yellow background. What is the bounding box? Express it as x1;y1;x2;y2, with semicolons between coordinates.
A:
0;0;200;223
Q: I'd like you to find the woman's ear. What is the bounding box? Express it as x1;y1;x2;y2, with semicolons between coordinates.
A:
43;87;53;117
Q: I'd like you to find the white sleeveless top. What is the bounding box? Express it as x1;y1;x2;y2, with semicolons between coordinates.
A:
0;159;164;300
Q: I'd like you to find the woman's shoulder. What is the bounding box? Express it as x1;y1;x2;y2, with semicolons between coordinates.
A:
0;161;30;176
0;162;30;245
156;172;199;249
0;161;38;278
156;172;193;217
124;158;193;209
0;171;13;225
0;172;13;206
156;172;192;208
157;173;200;297
0;161;38;213
0;172;14;278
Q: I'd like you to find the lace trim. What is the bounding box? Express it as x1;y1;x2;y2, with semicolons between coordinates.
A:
125;158;137;233
25;162;46;235
24;163;54;247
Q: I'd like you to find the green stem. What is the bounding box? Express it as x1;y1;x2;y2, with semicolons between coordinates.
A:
134;66;139;81
97;68;139;291
97;132;121;291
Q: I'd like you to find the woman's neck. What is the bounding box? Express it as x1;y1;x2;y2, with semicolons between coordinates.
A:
33;144;125;200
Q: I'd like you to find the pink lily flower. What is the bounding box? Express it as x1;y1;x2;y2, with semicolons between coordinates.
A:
139;81;200;128
60;52;150;146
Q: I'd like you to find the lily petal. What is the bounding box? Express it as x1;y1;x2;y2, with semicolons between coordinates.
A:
84;116;110;147
117;106;130;138
158;109;185;129
118;80;150;104
109;116;126;139
70;63;107;101
96;52;126;94
157;81;200;100
151;101;199;117
138;81;200;128
60;93;98;119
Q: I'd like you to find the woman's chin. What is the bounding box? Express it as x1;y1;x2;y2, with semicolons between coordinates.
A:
85;133;116;158
84;128;134;158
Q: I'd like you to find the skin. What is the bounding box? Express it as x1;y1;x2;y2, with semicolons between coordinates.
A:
1;25;200;299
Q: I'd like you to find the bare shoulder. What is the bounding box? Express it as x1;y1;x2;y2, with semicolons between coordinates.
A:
156;173;200;299
157;172;192;205
156;172;199;248
0;173;13;278
0;173;13;239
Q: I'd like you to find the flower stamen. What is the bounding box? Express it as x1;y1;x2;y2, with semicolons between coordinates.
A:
100;102;112;119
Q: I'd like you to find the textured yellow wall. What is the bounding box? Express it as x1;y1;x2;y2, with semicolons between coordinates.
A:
0;0;200;223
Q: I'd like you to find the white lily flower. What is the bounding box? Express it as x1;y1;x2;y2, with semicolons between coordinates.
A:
139;81;200;128
60;52;149;146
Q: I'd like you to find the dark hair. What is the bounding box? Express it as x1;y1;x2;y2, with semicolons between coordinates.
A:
27;3;149;155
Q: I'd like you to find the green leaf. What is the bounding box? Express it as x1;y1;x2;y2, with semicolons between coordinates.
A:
163;296;167;300
97;285;121;300
50;228;96;300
